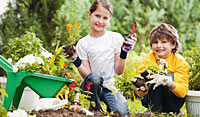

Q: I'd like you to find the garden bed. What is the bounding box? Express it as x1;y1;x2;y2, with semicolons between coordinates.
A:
29;108;153;117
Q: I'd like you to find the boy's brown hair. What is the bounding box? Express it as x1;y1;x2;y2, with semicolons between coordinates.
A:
150;23;180;53
89;0;113;16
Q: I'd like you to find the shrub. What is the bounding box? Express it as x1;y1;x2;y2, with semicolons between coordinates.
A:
184;47;200;90
2;32;43;64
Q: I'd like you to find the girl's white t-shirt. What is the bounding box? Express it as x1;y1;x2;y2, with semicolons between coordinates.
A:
76;31;124;87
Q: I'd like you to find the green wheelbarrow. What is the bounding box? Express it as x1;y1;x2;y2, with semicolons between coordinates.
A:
0;55;73;111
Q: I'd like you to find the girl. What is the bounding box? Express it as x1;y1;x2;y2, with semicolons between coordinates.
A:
63;0;136;115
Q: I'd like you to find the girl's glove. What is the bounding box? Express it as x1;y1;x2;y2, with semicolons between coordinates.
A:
62;45;81;67
120;34;137;59
146;74;173;90
122;34;137;53
62;45;78;62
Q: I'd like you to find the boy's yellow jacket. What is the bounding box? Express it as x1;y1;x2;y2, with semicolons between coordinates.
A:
136;53;189;98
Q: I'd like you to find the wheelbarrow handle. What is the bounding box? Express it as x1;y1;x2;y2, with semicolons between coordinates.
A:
0;55;13;72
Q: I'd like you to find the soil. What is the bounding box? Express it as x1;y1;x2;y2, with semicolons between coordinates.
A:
29;108;153;117
62;45;75;59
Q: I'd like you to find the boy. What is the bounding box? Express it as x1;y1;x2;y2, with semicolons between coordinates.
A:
136;23;189;114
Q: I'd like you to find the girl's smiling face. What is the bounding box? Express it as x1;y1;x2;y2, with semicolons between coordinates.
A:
152;37;175;59
88;5;111;36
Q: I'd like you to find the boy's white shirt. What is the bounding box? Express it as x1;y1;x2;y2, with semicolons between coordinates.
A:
76;31;124;87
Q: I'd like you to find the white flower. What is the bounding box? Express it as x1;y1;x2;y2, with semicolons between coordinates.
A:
159;59;166;64
36;57;44;65
42;51;53;58
107;78;118;100
8;58;12;63
15;61;26;68
7;109;27;117
12;65;18;73
14;54;44;69
159;64;163;70
22;54;37;65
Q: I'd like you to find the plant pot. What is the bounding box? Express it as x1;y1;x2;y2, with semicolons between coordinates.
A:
185;90;200;116
0;77;40;111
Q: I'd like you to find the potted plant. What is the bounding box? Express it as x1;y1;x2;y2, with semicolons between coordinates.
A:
184;46;200;116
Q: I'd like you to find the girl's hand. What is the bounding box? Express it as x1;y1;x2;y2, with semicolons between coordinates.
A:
122;34;137;53
62;45;78;62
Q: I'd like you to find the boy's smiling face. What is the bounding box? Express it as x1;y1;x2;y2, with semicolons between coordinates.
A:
152;37;175;59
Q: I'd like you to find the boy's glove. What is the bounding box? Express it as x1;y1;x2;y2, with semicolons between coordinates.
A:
133;78;150;92
146;74;173;90
62;45;81;67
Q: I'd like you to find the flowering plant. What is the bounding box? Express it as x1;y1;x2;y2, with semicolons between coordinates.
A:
68;80;79;105
2;32;71;77
43;44;68;77
10;43;69;77
12;54;46;73
79;82;95;109
66;21;81;45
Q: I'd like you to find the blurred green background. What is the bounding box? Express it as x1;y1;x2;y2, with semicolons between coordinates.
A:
0;0;199;54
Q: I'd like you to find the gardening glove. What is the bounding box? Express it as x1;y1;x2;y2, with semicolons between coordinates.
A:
62;45;78;62
146;74;173;90
122;34;137;53
62;45;81;67
120;22;137;59
107;79;118;100
120;34;137;59
136;86;146;92
133;78;147;91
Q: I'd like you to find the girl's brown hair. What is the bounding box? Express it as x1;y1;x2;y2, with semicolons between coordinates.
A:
150;23;180;53
89;0;113;16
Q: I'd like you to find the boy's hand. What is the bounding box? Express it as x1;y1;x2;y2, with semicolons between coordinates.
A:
62;45;78;62
146;74;173;90
122;34;137;53
133;78;148;92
